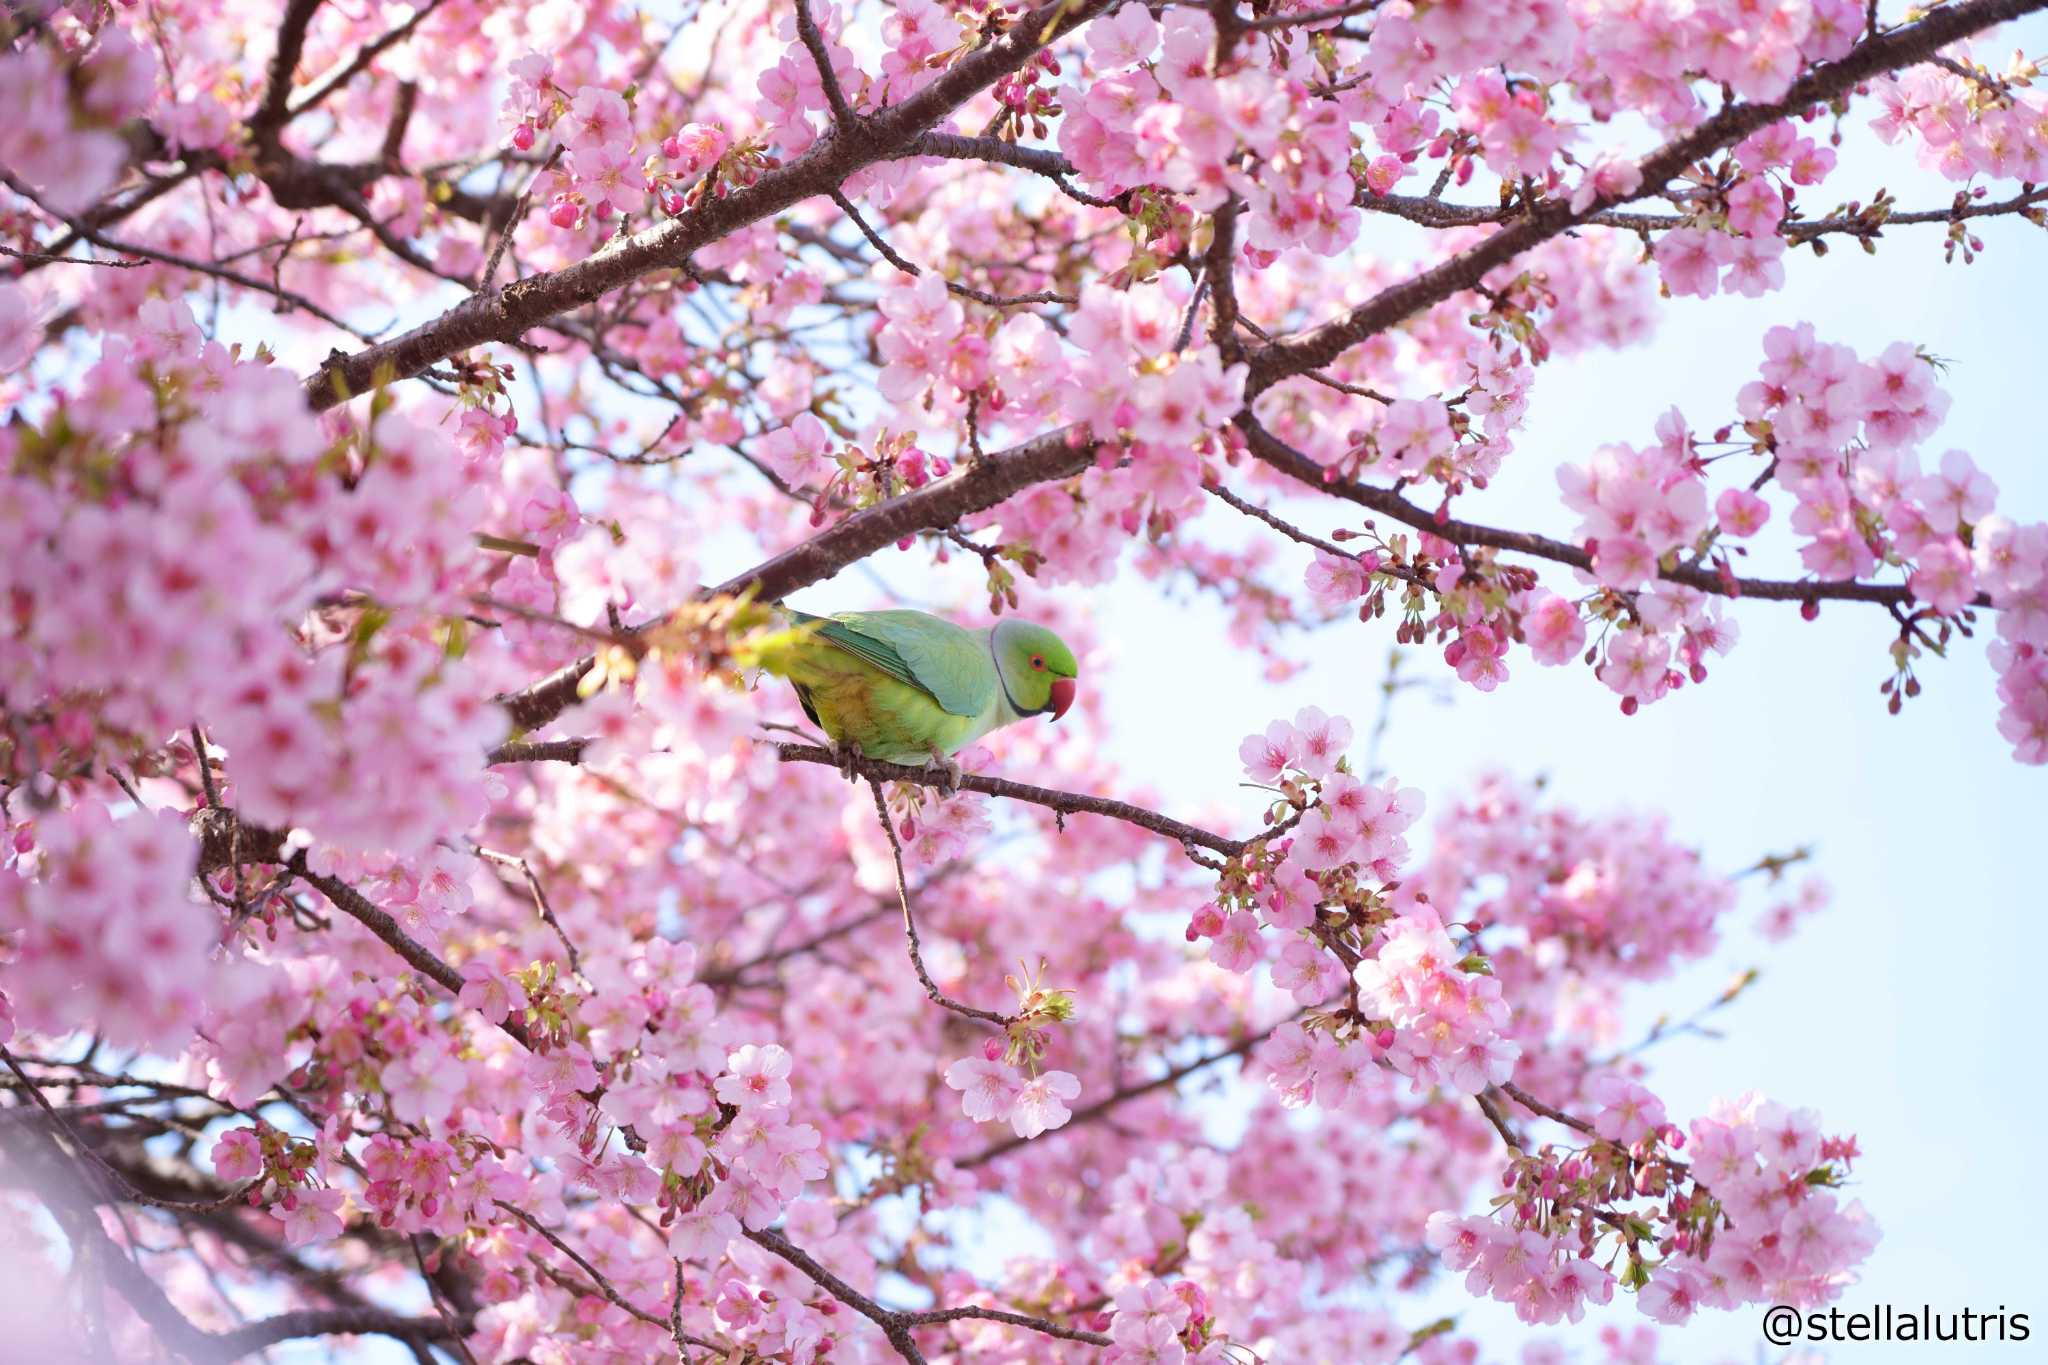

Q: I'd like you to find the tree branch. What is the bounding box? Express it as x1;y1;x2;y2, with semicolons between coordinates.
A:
1241;0;1389;32
493;423;1099;733
745;1227;1118;1356
297;864;538;1049
298;0;1115;408
288;0;452;119
1236;414;1992;608
898;132;1125;209
828;189;1075;307
958;1024;1279;1167
210;1308;471;1361
1357;185;2048;242
251;0;327;139
0;170;374;338
1497;1080;1598;1136
781;743;1287;858
746;1228;932;1362
1246;0;2048;393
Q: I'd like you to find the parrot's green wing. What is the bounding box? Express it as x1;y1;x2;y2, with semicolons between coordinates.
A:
791;609;997;718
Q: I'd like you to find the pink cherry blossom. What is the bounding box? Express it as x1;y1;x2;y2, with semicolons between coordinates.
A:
717;1044;795;1109
943;1056;1024;1125
1239;719;1301;783
1208;910;1266;972
210;1128;265;1184
1716;487;1772;537
1290;706;1353;778
274;1187;347;1249
1011;1070;1081;1137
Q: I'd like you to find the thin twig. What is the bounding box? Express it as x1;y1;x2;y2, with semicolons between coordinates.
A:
0;170;376;338
1497;1081;1598;1135
828;189;1075;307
867;778;1016;1027
795;0;858;129
473;845;583;976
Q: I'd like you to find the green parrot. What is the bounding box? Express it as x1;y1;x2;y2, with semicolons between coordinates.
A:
747;608;1079;788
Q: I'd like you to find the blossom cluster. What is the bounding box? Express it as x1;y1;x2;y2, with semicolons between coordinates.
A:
2;309;504;854
1;800;235;1050
0;25;155;213
1430;1093;1876;1328
1354;907;1522;1094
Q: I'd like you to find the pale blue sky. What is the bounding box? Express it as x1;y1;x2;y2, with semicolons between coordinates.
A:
1057;72;2048;1360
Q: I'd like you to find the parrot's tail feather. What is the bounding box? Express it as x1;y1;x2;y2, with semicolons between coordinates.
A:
732;620;822;679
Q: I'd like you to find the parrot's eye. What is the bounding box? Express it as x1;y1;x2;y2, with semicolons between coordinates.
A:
1030;654;1045;670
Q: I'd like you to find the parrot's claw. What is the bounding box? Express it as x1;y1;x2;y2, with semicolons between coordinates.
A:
831;740;865;783
924;747;963;797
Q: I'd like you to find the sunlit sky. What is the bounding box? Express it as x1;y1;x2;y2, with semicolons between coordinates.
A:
1053;77;2048;1365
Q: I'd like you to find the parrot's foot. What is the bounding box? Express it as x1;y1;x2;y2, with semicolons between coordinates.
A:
923;746;964;797
831;739;865;783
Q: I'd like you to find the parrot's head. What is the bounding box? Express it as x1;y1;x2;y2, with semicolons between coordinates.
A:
991;618;1079;723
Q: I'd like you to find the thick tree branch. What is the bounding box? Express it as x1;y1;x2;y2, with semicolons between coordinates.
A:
486;737;590;765
1246;0;2048;393
210;1308;471;1360
298;0;1115;408
494;424;1098;732
251;0;327;139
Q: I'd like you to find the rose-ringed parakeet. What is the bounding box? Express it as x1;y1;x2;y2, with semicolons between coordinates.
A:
748;608;1078;788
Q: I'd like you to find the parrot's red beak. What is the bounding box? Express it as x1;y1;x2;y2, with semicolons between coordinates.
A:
1048;677;1077;722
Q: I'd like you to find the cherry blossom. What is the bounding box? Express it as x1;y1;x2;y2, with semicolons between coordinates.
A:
1;0;2040;1358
